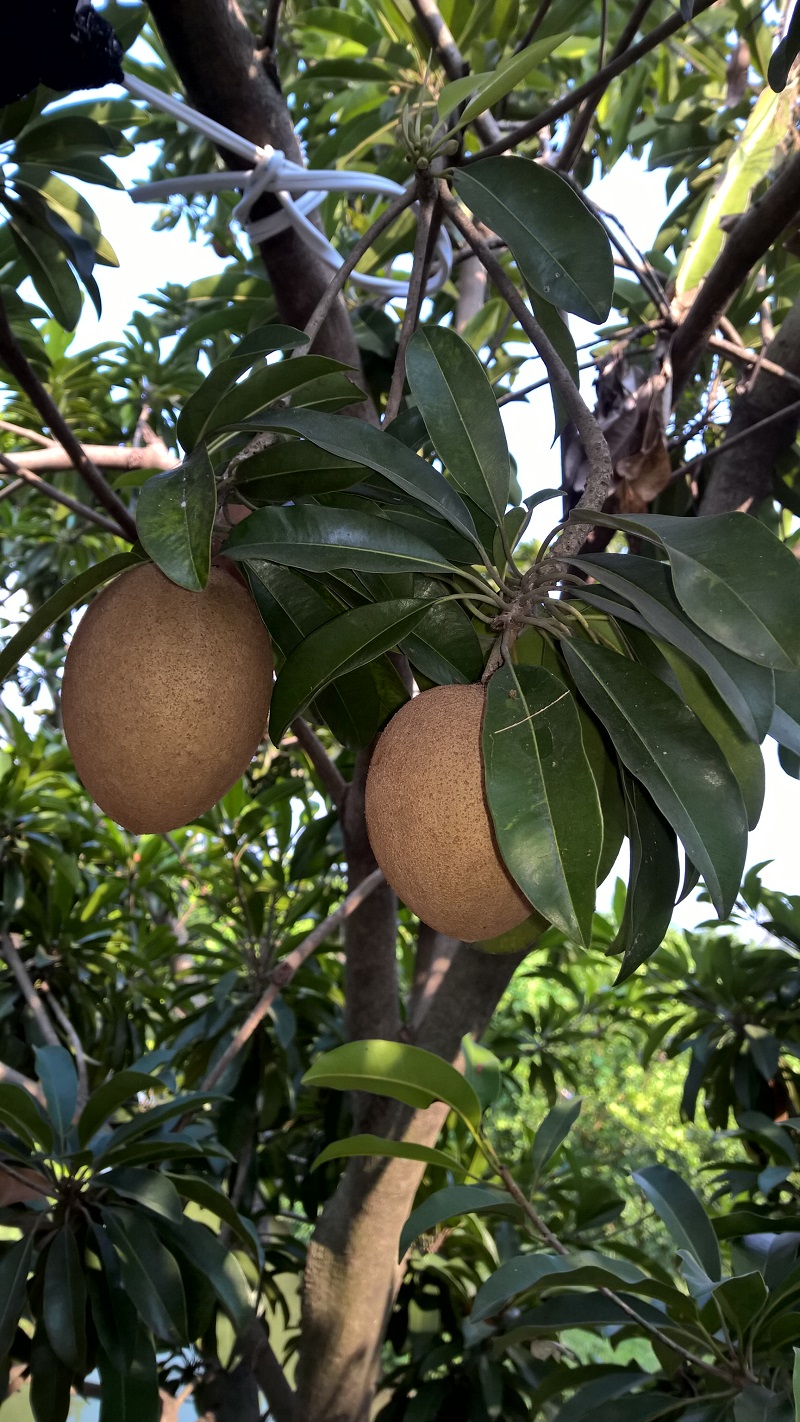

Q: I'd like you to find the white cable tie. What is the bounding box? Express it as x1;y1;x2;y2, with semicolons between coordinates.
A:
122;75;453;301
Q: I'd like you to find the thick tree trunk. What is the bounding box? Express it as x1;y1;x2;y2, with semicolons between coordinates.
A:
700;296;800;514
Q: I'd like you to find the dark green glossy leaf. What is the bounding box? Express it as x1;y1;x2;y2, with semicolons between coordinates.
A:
78;1071;166;1148
165;1173;262;1263
713;1271;768;1336
303;1040;482;1131
34;1045;77;1145
103;1167;183;1223
224;407;481;548
574;553;776;742
578;707;626;885
157;1217;252;1334
7;202;82;329
0;1083;52;1150
177;324;308;450
528;289;581;437
455;157;614;322
549;1372;653;1421
0;1233;35;1357
532;1097;582;1181
613;778;680;983
311;1134;464;1174
483;663;602;944
43;1229;86;1371
29;1329;72;1422
406;326;510;524
562;640;747;918
472;1250;646;1323
87;1253;140;1373
771;669;800;755
0;550;144;687
233;439;364;501
93;1093;224;1164
136;443;215;592
269;597;431;743
399;1185;510;1259
101;1207;189;1344
572;511;800;670
223;504;455;577
97;1327;160;1422
632;1163;721;1280
401;577;484;685
206;355;356;439
769;0;800;90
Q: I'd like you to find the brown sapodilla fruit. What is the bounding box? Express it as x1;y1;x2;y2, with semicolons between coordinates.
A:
61;563;273;833
364;683;531;942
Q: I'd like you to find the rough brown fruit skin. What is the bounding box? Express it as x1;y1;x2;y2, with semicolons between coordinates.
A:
61;563;273;833
364;683;531;942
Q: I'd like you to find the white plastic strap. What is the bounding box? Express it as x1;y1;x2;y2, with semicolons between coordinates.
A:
123;75;452;300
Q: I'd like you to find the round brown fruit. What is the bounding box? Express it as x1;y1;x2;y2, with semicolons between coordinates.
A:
364;683;531;942
61;563;273;833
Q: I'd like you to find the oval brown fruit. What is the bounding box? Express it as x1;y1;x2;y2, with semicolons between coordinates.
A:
61;563;273;833
365;683;531;941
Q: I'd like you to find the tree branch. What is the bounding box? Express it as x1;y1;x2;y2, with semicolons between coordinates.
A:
470;0;716;161
260;0;285;51
555;0;655;173
0;443;174;474
341;752;401;1053
441;189;613;556
0;454;128;538
409;0;502;146
201;868;385;1092
0;418;57;447
0;1061;43;1100
1;936;60;1048
290;717;347;810
514;0;553;54
241;1319;295;1422
384;193;436;425
0;297;137;541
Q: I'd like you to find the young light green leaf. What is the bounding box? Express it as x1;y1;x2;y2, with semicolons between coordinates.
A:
302;1039;483;1131
633;1163;721;1280
177;324;308;451
35;1044;78;1145
571;510;800;670
0;1234;35;1357
222;505;456;578
612;778;680;984
136;443;216;592
562;640;747;918
442;32;569;127
406;326;510;525
269;598;432;744
531;1097;582;1181
311;1134;465;1174
483;663;602;944
398;1185;510;1260
455;157;614;322
0;549;144;687
102;1207;189;1344
43;1228;86;1371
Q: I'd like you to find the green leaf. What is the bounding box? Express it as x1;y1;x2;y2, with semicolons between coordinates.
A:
177;324;308;451
302;1040;483;1132
455;158;614;322
793;1347;800;1420
93;1093;224;1163
225;408;481;549
101;1207;189;1344
574;553;776;742
165;1173;262;1263
269;597;431;743
532;1098;582;1181
43;1229;86;1371
34;1045;77;1145
222;505;456;577
401;578;484;685
311;1134;465;1174
158;1217;253;1334
7;202;83;330
440;31;568;127
632;1163;721;1280
204;355;356;441
769;0;800;90
29;1329;72;1422
483;663;602;944
233;439;365;502
135;443;215;592
399;1185;510;1259
103;1167;184;1223
0;1234;35;1357
527;290;580;438
406;326;510;525
612;778;680;984
14;166;118;265
0;1083;52;1150
562;640;747;918
471;1250;646;1324
0;551;143;685
712;1271;768;1336
78;1071;167;1148
572;511;800;670
98;1328;160;1422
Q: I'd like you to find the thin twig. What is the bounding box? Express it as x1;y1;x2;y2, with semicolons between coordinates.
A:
0;453;126;537
40;986;89;1113
707;334;800;390
201;869;385;1091
1;936;60;1048
470;0;716;161
298;189;417;352
384;195;436;425
0;478;24;502
670;397;800;485
440;189;613;558
0;418;57;448
0;1061;44;1100
514;0;553;54
290;717;347;810
0;294;136;541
